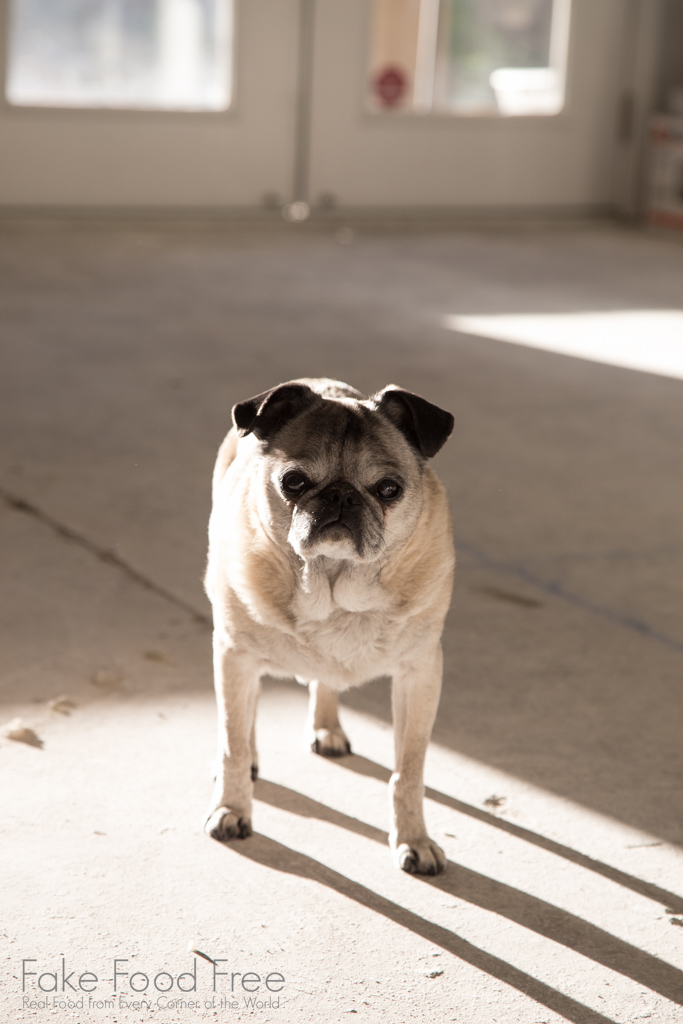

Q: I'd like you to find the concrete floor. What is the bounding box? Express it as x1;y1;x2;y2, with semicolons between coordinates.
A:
1;219;682;1024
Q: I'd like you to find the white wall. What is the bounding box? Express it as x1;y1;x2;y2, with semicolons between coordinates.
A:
0;0;654;211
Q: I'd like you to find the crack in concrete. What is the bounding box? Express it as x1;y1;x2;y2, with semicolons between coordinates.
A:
455;535;683;654
0;485;212;630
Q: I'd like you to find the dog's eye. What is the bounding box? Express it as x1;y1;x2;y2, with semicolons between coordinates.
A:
281;471;308;497
375;479;402;501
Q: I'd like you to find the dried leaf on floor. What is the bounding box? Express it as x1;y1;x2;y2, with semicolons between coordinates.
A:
91;667;123;688
484;794;506;810
4;718;43;748
47;695;76;715
143;650;165;662
473;585;543;608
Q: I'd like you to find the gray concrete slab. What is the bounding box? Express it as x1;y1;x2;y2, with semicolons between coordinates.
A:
1;220;682;1024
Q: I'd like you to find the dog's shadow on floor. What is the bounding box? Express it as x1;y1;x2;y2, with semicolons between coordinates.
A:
214;756;683;1023
344;754;683;913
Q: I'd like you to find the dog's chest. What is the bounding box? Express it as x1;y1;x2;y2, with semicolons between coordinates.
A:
293;565;387;619
283;568;407;683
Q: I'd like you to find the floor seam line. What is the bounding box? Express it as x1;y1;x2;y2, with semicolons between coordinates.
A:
0;485;212;630
454;535;683;654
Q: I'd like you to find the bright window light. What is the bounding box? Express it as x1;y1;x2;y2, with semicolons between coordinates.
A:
444;310;683;380
369;0;570;116
6;0;233;111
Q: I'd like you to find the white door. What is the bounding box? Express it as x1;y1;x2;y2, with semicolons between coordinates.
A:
0;0;300;208
306;0;650;212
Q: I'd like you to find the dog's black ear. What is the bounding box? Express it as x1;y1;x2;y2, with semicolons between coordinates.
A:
232;382;320;440
373;386;454;459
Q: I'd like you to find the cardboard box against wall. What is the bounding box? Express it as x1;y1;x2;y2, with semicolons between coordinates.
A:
648;114;683;231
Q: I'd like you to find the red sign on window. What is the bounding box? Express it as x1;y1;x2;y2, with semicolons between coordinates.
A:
373;66;408;108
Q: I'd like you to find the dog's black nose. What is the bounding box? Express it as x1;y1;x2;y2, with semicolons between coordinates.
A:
320;481;362;508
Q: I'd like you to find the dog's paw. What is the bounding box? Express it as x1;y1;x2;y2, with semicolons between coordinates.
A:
204;807;252;842
393;838;447;876
310;727;351;758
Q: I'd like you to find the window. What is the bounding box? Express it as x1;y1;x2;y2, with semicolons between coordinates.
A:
369;0;570;116
6;0;233;111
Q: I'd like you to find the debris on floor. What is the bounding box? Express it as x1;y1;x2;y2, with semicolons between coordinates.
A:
91;666;124;688
483;794;507;810
143;649;165;662
47;694;76;715
473;585;543;608
4;718;43;748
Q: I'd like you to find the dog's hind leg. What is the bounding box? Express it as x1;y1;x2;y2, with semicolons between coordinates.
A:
205;636;261;842
305;680;351;757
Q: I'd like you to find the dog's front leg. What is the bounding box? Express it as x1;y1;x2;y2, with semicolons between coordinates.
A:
205;635;260;842
390;645;446;875
306;680;351;757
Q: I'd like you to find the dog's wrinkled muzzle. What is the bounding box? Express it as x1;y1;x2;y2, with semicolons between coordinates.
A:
310;481;365;552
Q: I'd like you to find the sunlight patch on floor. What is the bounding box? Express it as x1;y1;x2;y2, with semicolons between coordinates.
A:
444;310;683;379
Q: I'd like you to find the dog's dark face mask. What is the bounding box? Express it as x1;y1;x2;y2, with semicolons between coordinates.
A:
232;381;453;565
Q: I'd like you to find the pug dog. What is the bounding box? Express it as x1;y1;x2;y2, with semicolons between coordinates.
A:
204;378;454;874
